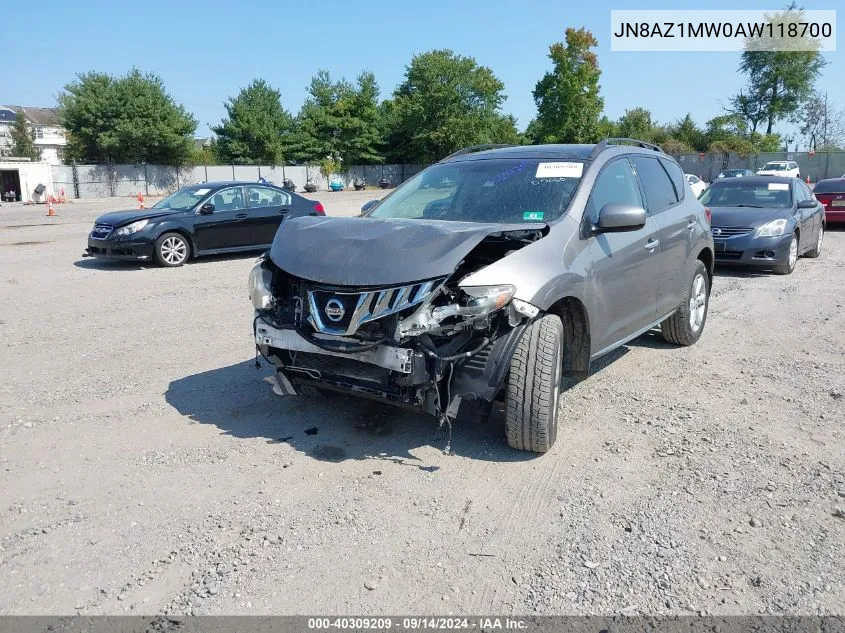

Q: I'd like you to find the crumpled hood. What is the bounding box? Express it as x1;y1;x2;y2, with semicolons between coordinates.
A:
269;216;547;286
709;206;791;228
95;209;179;226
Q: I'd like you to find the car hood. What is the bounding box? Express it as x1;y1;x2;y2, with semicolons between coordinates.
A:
95;209;180;226
709;206;791;227
268;216;548;286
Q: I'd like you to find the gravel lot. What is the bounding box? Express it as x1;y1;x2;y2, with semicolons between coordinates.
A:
0;192;843;616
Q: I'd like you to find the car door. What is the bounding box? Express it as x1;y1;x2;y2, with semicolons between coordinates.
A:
632;155;690;320
585;156;661;353
193;186;251;251
796;181;821;247
245;185;291;246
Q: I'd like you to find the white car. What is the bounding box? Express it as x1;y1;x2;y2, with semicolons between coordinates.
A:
756;160;800;179
684;174;706;197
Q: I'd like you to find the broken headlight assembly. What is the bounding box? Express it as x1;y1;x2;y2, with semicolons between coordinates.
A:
399;284;516;338
249;261;275;310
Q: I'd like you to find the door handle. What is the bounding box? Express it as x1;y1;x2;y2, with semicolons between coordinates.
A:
235;213;248;219
278;208;289;215
644;238;659;251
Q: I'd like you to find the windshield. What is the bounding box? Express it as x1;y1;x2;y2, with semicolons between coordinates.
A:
368;158;582;224
153;185;214;210
699;181;792;208
761;163;788;171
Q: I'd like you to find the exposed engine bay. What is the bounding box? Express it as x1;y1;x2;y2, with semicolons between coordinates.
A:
251;224;547;433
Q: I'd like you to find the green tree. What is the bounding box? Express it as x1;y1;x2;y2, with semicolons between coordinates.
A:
617;107;656;142
798;94;845;151
10;112;40;161
287;70;384;165
670;114;706;151
58;69;197;164
385;50;518;163
214;79;293;164
529;28;603;144
732;4;827;134
595;115;619;140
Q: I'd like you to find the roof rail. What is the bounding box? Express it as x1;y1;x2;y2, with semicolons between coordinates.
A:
438;144;519;162
590;138;663;159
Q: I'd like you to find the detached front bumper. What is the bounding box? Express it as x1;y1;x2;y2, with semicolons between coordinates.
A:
86;235;155;260
713;232;793;267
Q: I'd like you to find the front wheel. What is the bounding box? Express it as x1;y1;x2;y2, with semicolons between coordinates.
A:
154;232;190;267
773;232;798;275
661;260;710;346
504;314;563;453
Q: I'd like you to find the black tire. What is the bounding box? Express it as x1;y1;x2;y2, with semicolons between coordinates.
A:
773;232;798;275
805;224;823;258
154;232;191;267
661;259;710;346
504;314;563;453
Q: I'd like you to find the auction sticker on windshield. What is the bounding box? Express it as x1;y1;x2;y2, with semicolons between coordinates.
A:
535;162;583;179
194;188;211;195
768;183;789;191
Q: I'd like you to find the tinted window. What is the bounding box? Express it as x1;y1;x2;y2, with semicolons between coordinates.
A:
631;156;678;213
812;179;845;194
659;158;686;201
247;186;290;207
209;187;245;211
794;183;808;202
585;158;643;224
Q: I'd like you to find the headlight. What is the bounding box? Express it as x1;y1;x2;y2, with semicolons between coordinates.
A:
459;285;515;315
113;219;149;236
248;262;274;310
757;219;788;237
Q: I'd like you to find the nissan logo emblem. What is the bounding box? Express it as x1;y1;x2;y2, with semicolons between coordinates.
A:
325;298;345;322
711;228;722;236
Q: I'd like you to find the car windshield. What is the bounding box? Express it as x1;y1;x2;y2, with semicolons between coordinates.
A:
153;186;214;210
761;163;788;171
367;158;582;224
699;181;792;208
811;179;845;194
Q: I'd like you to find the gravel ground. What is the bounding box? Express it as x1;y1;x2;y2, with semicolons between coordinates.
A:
0;193;843;616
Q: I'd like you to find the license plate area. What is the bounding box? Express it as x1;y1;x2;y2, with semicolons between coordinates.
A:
714;241;726;252
832;200;845;207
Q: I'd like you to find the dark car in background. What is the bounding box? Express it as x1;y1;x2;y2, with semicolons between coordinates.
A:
85;182;325;266
811;176;845;224
715;169;755;180
701;176;825;275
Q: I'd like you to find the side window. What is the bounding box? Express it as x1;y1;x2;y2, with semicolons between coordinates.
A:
209;187;244;212
631;156;679;213
247;186;290;208
585;158;644;225
659;157;686;201
793;183;807;203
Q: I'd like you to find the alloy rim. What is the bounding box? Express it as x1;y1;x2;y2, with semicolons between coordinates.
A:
688;273;707;333
161;236;187;264
817;227;824;253
788;236;798;269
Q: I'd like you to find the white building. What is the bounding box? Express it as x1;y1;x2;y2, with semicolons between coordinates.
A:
0;106;67;164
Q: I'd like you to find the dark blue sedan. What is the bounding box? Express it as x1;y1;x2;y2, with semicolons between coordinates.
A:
700;176;825;275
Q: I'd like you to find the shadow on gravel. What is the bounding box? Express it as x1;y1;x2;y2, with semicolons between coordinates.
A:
713;265;771;279
165;359;536;466
73;258;153;271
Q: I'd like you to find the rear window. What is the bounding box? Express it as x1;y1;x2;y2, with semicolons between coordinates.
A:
812;179;845;194
699;181;793;208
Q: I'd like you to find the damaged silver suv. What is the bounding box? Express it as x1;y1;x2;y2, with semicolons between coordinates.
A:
249;140;714;453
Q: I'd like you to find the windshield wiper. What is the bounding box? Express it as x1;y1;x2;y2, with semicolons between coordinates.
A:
734;204;763;208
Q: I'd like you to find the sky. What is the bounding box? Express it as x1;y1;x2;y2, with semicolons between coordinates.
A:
4;0;842;147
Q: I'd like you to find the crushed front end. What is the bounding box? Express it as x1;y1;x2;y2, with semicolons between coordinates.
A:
249;225;545;427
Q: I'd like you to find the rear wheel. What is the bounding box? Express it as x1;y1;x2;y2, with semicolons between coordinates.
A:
504;314;563;453
805;225;823;258
661;260;709;346
154;232;190;267
773;232;798;275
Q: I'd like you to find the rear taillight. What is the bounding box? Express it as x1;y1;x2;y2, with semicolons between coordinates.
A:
704;207;712;225
313;201;325;215
814;194;833;210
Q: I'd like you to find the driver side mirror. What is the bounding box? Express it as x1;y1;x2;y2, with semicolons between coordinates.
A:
360;199;380;214
797;199;817;209
199;202;214;215
595;203;647;232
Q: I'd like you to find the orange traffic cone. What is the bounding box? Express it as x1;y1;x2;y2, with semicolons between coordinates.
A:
137;192;145;209
46;200;56;217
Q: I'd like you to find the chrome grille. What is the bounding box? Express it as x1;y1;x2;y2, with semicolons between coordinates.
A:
711;226;752;238
307;278;443;336
90;223;113;240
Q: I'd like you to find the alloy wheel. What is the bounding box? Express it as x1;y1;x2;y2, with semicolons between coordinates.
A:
688;273;707;333
161;236;188;265
788;236;798;270
817;226;824;253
